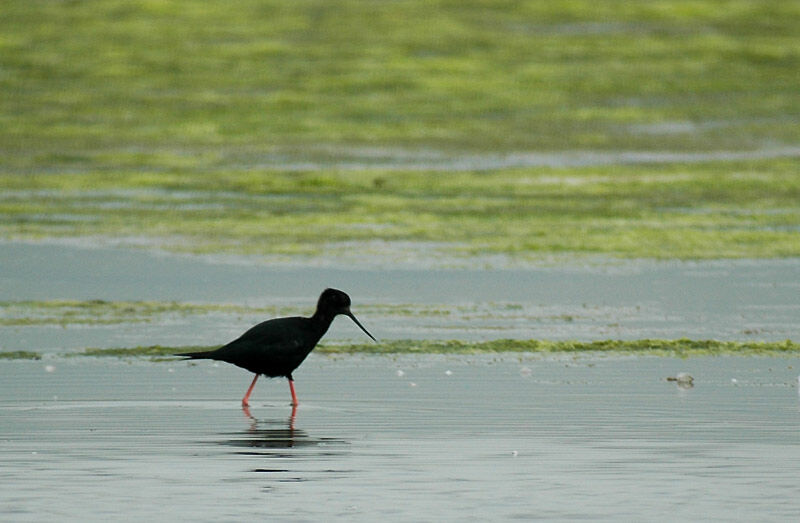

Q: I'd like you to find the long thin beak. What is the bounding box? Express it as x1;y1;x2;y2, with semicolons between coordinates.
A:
346;310;377;342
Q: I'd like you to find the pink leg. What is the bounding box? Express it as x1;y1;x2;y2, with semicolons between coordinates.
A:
288;379;299;406
242;374;259;407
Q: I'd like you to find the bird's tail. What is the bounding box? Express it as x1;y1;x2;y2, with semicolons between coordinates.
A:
175;349;215;359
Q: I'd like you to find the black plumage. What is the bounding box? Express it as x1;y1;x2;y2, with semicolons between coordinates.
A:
177;288;375;407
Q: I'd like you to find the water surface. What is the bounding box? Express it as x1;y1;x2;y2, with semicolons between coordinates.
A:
2;243;799;353
2;355;799;520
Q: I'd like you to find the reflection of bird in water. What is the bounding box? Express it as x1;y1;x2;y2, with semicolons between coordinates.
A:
220;410;346;457
225;411;302;452
177;288;376;407
243;401;296;432
243;402;296;427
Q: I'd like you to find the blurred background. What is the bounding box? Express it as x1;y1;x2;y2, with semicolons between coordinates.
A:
2;0;799;265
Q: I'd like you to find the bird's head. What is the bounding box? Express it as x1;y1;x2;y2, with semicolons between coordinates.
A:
317;288;376;342
318;288;351;312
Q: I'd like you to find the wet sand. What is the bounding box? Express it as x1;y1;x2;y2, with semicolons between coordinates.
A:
2;354;799;520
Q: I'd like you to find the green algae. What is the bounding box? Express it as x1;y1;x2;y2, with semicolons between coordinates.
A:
66;339;800;360
317;338;800;357
2;1;799;170
0;300;305;327
1;162;799;262
0;350;42;360
0;300;521;327
77;345;211;358
2;2;800;263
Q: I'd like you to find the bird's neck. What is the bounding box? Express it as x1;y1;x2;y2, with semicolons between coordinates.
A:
310;310;336;336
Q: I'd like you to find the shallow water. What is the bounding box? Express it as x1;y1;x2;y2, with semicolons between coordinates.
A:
116;144;800;171
2;243;800;353
2;355;799;520
3;242;799;518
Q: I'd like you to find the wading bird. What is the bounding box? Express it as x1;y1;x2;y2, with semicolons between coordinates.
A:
177;288;376;407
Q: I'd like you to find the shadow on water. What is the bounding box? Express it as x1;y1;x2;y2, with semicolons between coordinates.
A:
217;406;349;468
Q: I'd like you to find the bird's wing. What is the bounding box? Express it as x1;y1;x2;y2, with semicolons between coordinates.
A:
211;317;313;375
